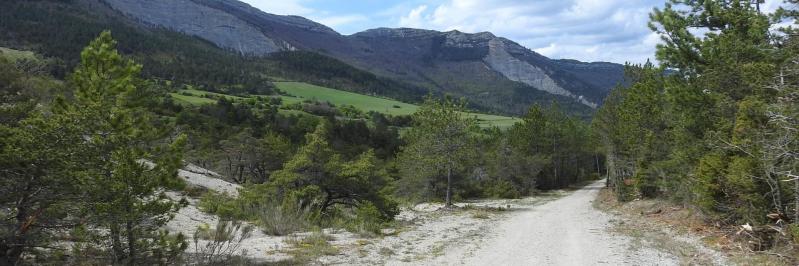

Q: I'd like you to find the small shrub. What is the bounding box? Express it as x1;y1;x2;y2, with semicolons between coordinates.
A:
285;231;339;262
345;202;386;236
197;191;237;218
471;210;490;219
378;247;395;256
789;224;799;244
483;179;521;199
257;204;312;236
192;221;254;265
184;185;209;198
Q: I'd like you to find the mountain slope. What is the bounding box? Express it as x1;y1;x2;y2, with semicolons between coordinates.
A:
99;0;624;114
0;0;605;117
0;0;429;103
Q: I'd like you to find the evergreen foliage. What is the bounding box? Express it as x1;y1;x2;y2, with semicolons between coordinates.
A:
271;122;399;219
596;1;799;235
398;96;479;206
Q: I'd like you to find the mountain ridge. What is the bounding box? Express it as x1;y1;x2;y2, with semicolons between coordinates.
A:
101;0;624;112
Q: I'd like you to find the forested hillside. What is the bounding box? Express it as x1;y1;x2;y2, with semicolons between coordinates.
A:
0;0;596;117
0;3;601;265
596;0;799;256
0;0;428;104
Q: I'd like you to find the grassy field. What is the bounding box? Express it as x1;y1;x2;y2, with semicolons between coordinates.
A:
276;82;417;116
170;93;217;105
275;82;520;128
169;88;250;105
181;89;248;100
0;47;37;62
169;81;520;128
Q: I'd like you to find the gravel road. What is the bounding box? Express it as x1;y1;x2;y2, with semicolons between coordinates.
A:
432;180;679;266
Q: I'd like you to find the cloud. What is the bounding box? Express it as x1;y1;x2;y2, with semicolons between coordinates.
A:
399;5;429;28
396;0;665;64
241;0;313;15
314;14;369;28
240;0;370;32
241;0;791;64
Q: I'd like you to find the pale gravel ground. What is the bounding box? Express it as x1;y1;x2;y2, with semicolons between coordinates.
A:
166;164;294;262
318;193;566;265
428;180;680;266
180;163;241;196
168;165;724;265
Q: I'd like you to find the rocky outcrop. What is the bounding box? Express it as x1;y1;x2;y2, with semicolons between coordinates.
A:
352;28;441;39
444;30;495;48
485;39;572;97
104;0;282;55
484;39;598;108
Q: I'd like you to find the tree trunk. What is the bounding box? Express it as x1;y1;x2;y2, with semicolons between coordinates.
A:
110;221;125;262
795;178;799;223
126;219;135;266
321;189;333;215
595;154;601;176
6;183;33;266
236;164;246;184
6;231;25;265
445;165;453;207
1;241;21;266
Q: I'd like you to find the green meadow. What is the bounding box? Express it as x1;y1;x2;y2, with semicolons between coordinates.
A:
170;81;520;128
0;47;37;61
275;82;520;128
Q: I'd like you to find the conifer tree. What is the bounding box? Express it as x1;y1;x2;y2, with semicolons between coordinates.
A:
270;122;398;219
0;109;86;265
399;96;477;207
64;31;188;264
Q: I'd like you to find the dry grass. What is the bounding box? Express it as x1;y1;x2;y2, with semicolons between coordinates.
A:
284;231;340;263
595;188;797;265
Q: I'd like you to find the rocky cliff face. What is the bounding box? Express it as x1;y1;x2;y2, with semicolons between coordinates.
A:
485;39;578;101
101;0;623;111
348;28;608;108
104;0;284;55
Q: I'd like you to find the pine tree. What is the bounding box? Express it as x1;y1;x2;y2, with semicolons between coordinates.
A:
0;111;86;265
270;122;398;219
399;96;477;207
63;31;188;264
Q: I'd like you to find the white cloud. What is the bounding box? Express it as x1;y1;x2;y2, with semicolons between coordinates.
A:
240;0;793;64
399;5;429;28
241;0;313;15
314;15;369;28
396;0;664;64
240;0;369;32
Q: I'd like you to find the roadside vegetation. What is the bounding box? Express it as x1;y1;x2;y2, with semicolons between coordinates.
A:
595;0;799;262
0;30;599;264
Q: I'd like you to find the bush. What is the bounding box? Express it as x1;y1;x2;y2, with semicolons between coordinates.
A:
257;204;313;236
192;221;254;265
198;191;239;219
483;179;521;199
284;231;339;262
346;202;386;236
790;224;799;244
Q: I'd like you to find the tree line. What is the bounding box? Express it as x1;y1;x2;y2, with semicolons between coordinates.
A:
594;0;799;251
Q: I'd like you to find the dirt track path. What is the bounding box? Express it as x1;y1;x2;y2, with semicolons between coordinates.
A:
428;180;679;266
